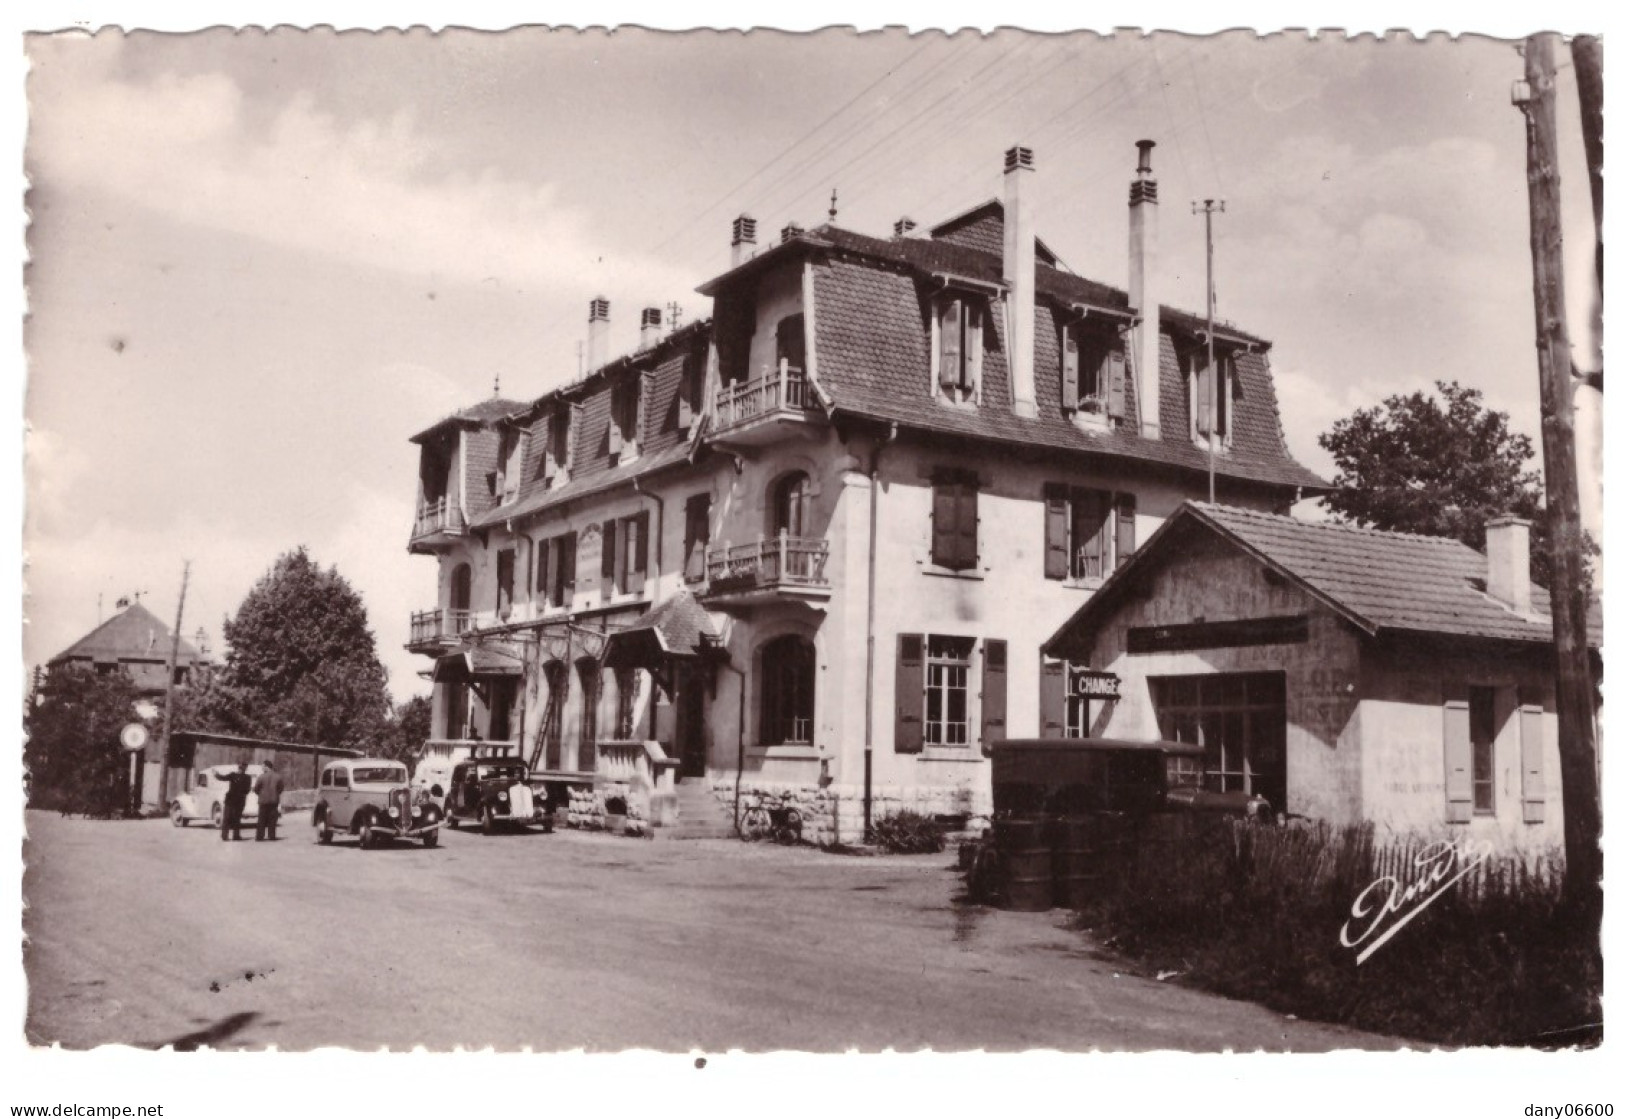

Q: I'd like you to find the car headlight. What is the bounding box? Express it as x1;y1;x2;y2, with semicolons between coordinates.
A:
412;805;422;818
387;806;399;818
497;791;508;802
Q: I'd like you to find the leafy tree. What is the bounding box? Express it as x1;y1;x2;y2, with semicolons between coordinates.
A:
1319;381;1579;587
24;664;145;816
205;548;392;752
377;695;433;764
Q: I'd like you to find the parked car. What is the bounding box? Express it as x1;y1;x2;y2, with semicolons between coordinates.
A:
412;756;458;811
444;758;548;834
312;759;443;849
170;764;262;828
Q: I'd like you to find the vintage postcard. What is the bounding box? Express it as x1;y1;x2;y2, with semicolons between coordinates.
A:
11;13;1610;1114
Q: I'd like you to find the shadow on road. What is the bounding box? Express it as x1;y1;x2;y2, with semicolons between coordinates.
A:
145;1011;261;1051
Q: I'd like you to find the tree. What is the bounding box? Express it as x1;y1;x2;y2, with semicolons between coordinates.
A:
1319;380;1579;586
24;664;145;816
377;696;433;764
206;548;392;752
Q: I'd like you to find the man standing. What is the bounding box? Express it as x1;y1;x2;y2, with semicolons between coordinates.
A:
254;760;285;841
221;761;251;841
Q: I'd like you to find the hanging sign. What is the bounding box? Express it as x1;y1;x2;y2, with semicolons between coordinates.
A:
1069;670;1122;700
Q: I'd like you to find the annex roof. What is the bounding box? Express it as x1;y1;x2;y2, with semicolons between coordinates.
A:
50;601;201;667
1044;502;1602;658
410;396;525;444
602;588;720;668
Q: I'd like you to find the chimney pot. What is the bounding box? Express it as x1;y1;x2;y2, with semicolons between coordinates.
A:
1129;140;1162;439
1002;145;1038;419
639;307;663;350
894;216;917;238
730;214;758;267
1004;145;1035;173
1136;139;1156;174
1485;516;1534;614
780;222;804;244
587;297;611;371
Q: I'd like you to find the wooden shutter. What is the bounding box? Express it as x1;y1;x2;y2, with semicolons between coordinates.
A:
677;368;694;433
981;639;1007;757
939;300;962;390
963;304;982;391
1443;690;1473;823
1518;686;1546;824
954;483;978;569
561;532;577;601
497;549;514;618
601;519;617;582
1061;328;1080;411
1115;492;1137;569
931;481;956;568
895;634;925;754
1195;357;1212;436
543;414;557;480
633;511;650;581
1043;483;1069;580
536;538;551;604
1039;660;1067;739
1107;351;1127;419
608;389;624;455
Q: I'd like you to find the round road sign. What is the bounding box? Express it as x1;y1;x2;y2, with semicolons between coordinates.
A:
120;723;150;752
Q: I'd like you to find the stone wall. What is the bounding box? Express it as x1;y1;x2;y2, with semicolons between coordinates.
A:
564;782;650;837
710;780;990;845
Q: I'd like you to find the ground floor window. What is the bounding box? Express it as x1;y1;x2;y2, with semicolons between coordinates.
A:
925;635;975;747
1470;685;1496;814
760;634;815;745
1151;672;1287;812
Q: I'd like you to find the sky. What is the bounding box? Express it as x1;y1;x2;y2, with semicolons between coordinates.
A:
19;25;1604;704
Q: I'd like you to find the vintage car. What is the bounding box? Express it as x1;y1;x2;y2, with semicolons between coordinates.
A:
444;757;548;834
312;758;443;849
411;756;458;811
170;764;262;828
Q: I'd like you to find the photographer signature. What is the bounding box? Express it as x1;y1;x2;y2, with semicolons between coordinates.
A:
1339;838;1494;965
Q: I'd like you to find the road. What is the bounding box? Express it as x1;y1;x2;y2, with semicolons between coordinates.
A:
23;811;1395;1051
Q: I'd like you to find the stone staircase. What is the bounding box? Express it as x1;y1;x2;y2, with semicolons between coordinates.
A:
662;778;738;840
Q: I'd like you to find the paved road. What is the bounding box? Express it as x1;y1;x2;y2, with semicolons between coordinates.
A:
23;811;1394;1051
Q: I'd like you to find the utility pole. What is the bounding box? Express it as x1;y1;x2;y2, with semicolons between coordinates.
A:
1193;199;1225;503
1515;35;1601;923
1571;36;1604;392
156;561;191;816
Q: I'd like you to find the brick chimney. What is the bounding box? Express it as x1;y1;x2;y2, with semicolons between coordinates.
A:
1485;516;1534;614
1002;146;1038;419
1129;139;1161;439
639;306;663;350
587;297;610;372
730;214;758;268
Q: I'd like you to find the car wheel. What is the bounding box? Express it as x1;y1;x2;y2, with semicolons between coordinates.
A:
170;802;187;828
447;814;460;830
314;810;333;845
482;807;496;836
211;803;222;828
422;827;439;848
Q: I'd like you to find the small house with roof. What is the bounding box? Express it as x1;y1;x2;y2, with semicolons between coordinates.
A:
46;598;209;697
1042;503;1599;850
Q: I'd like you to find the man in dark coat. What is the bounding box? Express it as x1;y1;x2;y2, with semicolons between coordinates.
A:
221;762;251;841
253;760;285;841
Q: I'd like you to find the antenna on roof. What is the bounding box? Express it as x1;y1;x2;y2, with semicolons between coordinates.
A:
829;188;839;223
667;301;684;331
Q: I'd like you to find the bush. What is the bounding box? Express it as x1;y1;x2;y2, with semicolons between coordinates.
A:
869;810;946;855
1069;820;1598;1047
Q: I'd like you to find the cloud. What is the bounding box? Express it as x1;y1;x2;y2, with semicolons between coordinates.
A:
26;39;696;302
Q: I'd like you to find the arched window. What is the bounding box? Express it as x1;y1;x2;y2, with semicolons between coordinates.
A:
760;634;815;746
772;472;812;538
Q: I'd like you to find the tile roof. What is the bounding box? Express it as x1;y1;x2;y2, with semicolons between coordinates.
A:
604;588;719;661
1046;502;1602;654
50;601;202;666
410;397;525;443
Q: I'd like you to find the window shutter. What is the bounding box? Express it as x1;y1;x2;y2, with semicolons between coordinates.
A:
895;634;925;754
1115;492;1137;569
963;304;981;391
561;533;577;601
608;392;624;456
633;511;650;580
1518;686;1546;824
1443;692;1473;823
1061;328;1080;411
1039;660;1067;739
685;494;709;582
536;538;551;603
1107;351;1127;419
678;372;694;433
939;300;962;390
602;520;617;580
931;482;956;568
1043;483;1069;580
1195;358;1212;436
981;639;1008;757
954;484;978;569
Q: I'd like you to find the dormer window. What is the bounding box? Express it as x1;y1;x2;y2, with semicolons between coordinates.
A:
1061;322;1126;423
545;406;571;483
933;295;984;404
678;348;704;435
610;377;640;460
497;428;523;503
1187;348;1237;447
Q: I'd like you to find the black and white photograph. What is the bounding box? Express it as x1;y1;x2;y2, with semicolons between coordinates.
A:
9;7;1612;1110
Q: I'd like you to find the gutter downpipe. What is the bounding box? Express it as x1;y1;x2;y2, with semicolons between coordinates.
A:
723;660;747;833
863;421;899;841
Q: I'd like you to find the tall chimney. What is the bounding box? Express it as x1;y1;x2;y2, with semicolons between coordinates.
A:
730;214;758;268
587;296;610;372
1129;139;1162;439
639;306;663;350
1002;146;1038;419
1485;516;1534;614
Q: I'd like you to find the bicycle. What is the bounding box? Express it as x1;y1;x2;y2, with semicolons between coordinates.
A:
739;796;803;845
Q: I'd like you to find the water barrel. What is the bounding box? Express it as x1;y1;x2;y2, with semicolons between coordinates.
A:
995;817;1053;912
1052;816;1106;909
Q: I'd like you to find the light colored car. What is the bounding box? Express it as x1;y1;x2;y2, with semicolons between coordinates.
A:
312;758;443;849
412;756;458;811
170;764;262;828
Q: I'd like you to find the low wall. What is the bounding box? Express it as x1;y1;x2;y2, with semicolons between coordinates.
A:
564;783;650;836
709;780;992;845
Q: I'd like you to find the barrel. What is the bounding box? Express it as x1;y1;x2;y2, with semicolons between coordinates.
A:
995;817;1053;912
1052;817;1107;909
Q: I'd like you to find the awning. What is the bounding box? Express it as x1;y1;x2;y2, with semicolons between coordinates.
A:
602;589;721;669
432;641;526;684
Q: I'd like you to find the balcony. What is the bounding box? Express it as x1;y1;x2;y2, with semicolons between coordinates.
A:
409;497;466;553
701;532;831;608
406;608;474;654
709;360;825;449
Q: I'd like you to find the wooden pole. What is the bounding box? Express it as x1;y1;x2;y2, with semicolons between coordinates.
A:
1517;35;1601;923
1571;35;1603;303
155;561;191;815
